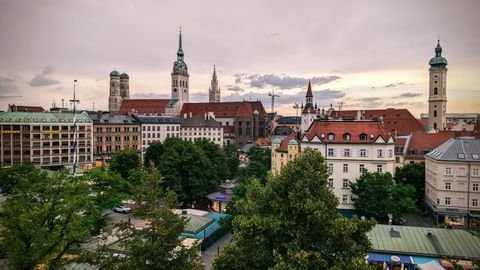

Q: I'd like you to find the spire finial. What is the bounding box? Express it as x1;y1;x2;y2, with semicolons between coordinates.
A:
178;27;183;51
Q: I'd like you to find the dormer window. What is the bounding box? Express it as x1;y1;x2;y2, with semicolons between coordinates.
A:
327;133;335;140
343;133;351;141
359;133;367;141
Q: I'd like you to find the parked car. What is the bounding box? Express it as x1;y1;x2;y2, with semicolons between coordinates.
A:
113;205;131;214
392;217;407;225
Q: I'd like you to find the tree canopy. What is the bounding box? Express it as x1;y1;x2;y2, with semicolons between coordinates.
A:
94;166;202;270
350;171;418;223
237;145;271;184
0;167;96;270
394;162;426;209
223;143;240;179
213;149;374;270
144;141;164;167
109;148;141;180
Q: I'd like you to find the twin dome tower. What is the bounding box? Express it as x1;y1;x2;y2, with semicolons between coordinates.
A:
108;29;221;113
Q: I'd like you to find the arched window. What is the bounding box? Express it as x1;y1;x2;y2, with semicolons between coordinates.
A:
434;110;437;117
434;87;438;95
359;133;367;141
343;133;351;141
327;133;335;140
173;88;177;93
433;123;437;129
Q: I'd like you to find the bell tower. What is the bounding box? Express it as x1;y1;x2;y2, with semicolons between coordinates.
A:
209;65;220;102
108;70;122;112
428;40;448;131
171;28;189;109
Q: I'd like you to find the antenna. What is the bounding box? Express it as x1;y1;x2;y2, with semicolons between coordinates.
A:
337;101;344;111
69;80;80;176
268;88;280;114
293;103;300;117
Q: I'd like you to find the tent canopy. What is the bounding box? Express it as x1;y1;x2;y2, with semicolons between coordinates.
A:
417;261;445;270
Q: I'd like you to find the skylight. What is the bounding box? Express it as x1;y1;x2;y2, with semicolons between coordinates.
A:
457;153;465;159
473;154;479;160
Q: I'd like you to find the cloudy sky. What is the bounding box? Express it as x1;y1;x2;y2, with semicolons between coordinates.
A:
1;0;479;117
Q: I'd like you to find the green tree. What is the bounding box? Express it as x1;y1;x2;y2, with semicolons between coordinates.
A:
224;143;239;179
95;166;202;270
0;163;36;194
110;148;141;180
144;141;164;167
213;149;374;270
350;171;418;223
195;138;229;180
237;145;271;183
157;138;216;204
394;162;426;209
0;168;96;270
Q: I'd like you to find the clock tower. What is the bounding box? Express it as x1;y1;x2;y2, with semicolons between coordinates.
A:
171;29;189;110
428;40;448;131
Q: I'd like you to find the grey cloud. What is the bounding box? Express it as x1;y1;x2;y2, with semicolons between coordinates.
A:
383;82;415;88
227;85;244;92
268;32;280;37
357;97;382;102
48;86;63;92
239;74;341;90
384;101;424;108
28;66;60;87
0;75;18;93
397;92;422;98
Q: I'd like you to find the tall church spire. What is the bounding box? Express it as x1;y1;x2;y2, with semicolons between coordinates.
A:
177;28;184;60
209;65;220;102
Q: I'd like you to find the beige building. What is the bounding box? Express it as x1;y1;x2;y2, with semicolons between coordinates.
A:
271;134;300;176
428;40;448;131
0;112;93;169
301;120;395;212
179;116;223;146
425;137;480;228
89;112;141;166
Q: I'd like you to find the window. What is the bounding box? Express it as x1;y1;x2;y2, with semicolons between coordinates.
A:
459;167;466;176
328;163;333;174
342;195;348;204
327;133;335;140
359;133;367;141
445;167;452;175
473;199;479;207
343;148;351;157
473;183;479;192
433;110;437;117
359;164;365;173
327;148;335;157
377;149;384;158
343;133;351;140
343;164;348;173
445;197;451;205
472;169;479;177
434;87;438;95
359;149;367;157
377;164;383;173
328;178;334;188
388;149;393;158
445;182;451;190
342;179;349;189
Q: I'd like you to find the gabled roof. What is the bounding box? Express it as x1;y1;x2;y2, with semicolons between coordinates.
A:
330;108;424;135
406;131;479;160
254;137;271;147
180;101;267;118
426;136;480;162
8;104;45;112
179;116;222;128
276;133;299;152
303;120;392;144
118;99;170;114
88;112;139;124
0;111;92;123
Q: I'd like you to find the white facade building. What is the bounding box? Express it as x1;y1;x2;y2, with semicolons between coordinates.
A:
137;115;180;157
301;120;395;211
425;137;480;228
180;116;223;146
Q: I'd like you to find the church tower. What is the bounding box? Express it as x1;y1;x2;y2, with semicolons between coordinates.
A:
209;65;220;102
119;72;130;100
428;40;448;131
301;81;317;133
171;29;189;109
108;70;122;112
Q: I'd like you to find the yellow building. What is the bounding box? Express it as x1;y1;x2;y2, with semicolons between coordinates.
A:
271;134;300;176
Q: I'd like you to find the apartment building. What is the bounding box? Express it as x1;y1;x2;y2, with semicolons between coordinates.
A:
271;134;300;176
425;137;480;228
0;112;93;169
179;116;223;146
301;120;395;213
137;115;180;156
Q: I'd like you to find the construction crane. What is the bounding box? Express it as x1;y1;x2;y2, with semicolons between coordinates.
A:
268;88;280;114
293;103;300;116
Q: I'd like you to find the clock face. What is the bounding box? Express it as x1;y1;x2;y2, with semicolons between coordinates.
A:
432;73;440;80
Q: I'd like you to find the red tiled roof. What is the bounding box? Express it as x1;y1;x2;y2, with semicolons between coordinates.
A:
254;137;271;147
330;108;424;135
118;99;170;114
306;81;313;97
180;101;267;118
276;133;299;152
406;130;479;160
303;120;392;144
418;118;428;127
394;137;408;148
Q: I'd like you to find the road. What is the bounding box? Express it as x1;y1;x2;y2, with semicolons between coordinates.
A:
201;232;232;270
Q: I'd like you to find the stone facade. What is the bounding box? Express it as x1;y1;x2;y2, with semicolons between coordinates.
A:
428;40;448;131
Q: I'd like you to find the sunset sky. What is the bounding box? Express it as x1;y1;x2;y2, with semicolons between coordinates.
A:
0;0;479;117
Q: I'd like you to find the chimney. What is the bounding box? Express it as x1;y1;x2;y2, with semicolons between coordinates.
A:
97;110;102;119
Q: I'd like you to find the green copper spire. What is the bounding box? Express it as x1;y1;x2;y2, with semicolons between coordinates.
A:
177;27;184;60
429;39;447;67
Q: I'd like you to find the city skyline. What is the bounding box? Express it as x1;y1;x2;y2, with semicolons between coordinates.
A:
1;0;479;116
